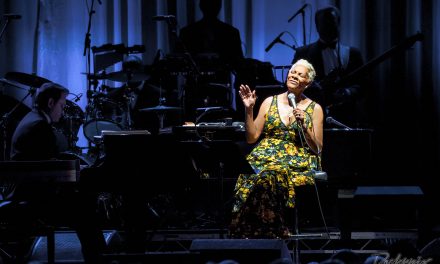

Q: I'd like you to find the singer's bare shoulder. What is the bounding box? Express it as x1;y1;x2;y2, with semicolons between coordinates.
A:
312;101;324;113
260;95;273;109
257;95;274;116
312;102;324;121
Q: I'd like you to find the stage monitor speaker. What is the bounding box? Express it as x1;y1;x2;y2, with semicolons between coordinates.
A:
29;230;116;263
352;186;423;230
420;237;440;262
190;239;292;264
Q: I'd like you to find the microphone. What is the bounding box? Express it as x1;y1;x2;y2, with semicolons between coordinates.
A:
152;15;176;21
313;170;328;181
287;93;297;109
326;116;353;130
2;14;22;20
265;32;285;52
288;3;309;22
74;93;83;102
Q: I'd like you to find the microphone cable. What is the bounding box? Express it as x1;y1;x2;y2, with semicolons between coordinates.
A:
194;109;211;142
294;108;330;239
193;107;224;142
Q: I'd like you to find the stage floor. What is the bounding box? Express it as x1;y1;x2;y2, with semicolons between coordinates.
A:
23;228;423;264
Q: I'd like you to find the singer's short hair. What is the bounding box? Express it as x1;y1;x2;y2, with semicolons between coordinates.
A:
290;59;316;83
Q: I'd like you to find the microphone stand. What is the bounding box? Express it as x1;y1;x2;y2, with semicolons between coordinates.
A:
301;10;306;45
154;15;196;123
0;17;25;161
83;0;98;101
287;6;307;45
0;16;14;44
194;108;219;142
0;87;36;160
281;42;296;51
289;107;329;264
83;0;98;149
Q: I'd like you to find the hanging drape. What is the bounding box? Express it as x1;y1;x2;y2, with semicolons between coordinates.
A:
0;0;439;176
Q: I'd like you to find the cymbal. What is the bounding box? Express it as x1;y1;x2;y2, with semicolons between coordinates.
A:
0;78;28;91
207;82;231;90
139;105;182;113
5;72;52;88
83;72;108;80
105;71;150;82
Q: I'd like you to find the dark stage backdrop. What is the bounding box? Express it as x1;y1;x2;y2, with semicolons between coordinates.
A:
0;0;439;208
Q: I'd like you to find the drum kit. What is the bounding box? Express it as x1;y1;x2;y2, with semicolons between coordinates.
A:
82;67;166;144
1;47;237;155
1;70;158;153
2;69;184;146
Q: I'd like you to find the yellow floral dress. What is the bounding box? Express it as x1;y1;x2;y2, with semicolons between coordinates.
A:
229;95;320;238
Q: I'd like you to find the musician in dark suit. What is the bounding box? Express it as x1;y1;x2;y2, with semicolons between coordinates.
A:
292;6;368;128
179;0;244;75
178;0;244;121
10;83;69;160
10;82;107;263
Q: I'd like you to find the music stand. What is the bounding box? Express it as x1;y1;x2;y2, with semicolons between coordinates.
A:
180;140;254;236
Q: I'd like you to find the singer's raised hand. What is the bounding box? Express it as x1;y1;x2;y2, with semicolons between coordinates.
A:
239;84;257;109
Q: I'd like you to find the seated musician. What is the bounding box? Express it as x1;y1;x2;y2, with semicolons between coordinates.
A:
9;82;107;263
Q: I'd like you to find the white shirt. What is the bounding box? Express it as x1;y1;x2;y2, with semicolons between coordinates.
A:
321;43;350;76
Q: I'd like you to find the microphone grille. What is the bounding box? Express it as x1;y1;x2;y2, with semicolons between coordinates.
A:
287;93;295;100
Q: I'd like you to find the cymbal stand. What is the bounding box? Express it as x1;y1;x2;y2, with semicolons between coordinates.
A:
83;0;100;151
0;87;36;160
157;97;167;130
83;0;100;109
123;87;134;130
122;71;144;130
152;75;167;131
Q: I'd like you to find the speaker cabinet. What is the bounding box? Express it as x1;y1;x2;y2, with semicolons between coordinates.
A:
190;239;292;264
352;186;424;231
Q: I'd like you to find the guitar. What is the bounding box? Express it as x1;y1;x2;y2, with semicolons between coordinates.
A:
316;32;424;108
330;32;424;89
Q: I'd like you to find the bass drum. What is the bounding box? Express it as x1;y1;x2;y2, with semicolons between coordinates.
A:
83;96;126;144
83;118;123;144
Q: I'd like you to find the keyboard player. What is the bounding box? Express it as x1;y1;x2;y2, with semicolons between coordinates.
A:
8;82;106;263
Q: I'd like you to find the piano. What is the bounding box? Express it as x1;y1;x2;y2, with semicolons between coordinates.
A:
89;125;372;189
0;159;80;183
173;126;373;184
172;122;246;142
